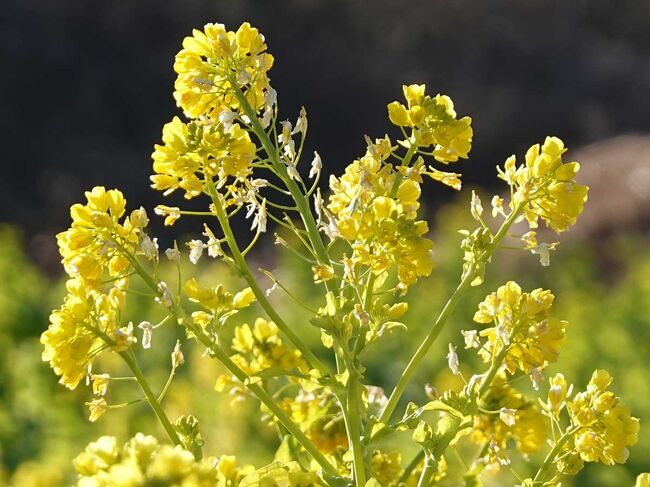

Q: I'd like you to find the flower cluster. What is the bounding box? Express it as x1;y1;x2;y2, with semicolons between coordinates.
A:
470;281;566;377
497;136;588;232
151;116;257;200
42;187;149;389
567;370;640;465
216;318;307;395
278;390;348;454
41;278;125;389
184;277;255;332
327;139;434;289
471;374;547;468
56;186;147;287
174;22;274;119
387;84;473;163
73;434;248;486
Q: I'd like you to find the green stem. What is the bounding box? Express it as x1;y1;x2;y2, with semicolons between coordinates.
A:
340;352;366;486
416;454;436;487
379;204;524;424
477;346;510;397
379;267;476;424
119;351;181;446
231;84;332;271
121;246;339;477
417;416;466;487
533;427;579;483
206;181;329;375
88;312;181;447
399;450;425;484
193;328;340;478
389;140;417;198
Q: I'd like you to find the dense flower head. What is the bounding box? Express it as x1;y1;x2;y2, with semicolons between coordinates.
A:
327;142;434;289
497;137;588;232
73;433;248;486
387;84;473;163
472;281;566;375
216;318;307;395
41;276;123;389
278;390;348;454
56;186;148;288
472;374;547;466
43;187;149;390
174;22;274;119
151;116;257;200
567;370;640;465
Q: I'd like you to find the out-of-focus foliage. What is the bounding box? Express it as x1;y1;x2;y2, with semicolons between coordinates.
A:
0;196;648;485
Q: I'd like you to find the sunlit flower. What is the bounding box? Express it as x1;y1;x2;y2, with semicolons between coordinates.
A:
174;22;274;119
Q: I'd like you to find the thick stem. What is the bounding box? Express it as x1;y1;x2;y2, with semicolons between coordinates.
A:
340;352;366;486
379;267;476;424
417;416;465;487
88;312;181;447
207;181;329;375
389;141;417;198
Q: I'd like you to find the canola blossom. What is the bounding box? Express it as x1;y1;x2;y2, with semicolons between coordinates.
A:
40;20;641;487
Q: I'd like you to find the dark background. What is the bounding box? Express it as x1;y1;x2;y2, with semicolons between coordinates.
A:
2;0;650;270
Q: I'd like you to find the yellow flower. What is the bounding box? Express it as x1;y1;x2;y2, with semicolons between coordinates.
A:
184;278;255;330
312;264;335;283
174;22;274;119
547;372;571;416
327;145;434;290
568;370;640;465
85;398;108;422
73;436;119;476
497;137;588;233
91;373;110;396
217;319;307;393
387;84;472;163
278;390;348;454
154;205;181;226
73;433;225;485
44;187;143;389
57;187;144;287
41;277;123;389
472;374;547;464
370;450;402;486
636;473;650;487
151;116;256;199
473;281;566;375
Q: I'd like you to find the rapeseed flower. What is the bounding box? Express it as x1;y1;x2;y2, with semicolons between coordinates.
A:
387;84;473;163
174;22;274;119
473;281;566;375
497;137;588;232
568;370;639;465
